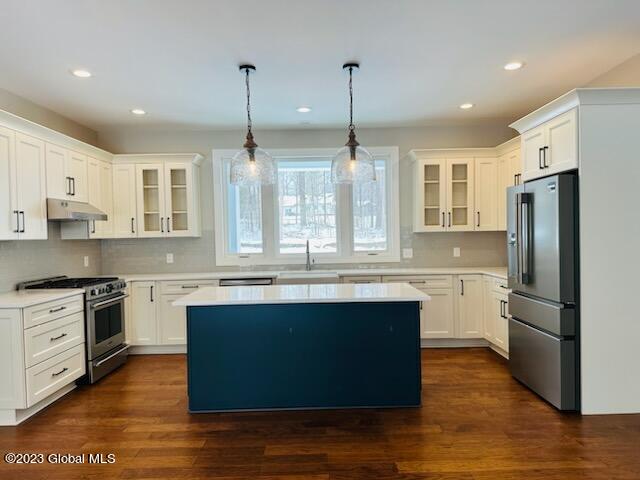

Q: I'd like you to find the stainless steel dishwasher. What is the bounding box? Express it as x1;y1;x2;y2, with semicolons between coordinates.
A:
218;278;274;287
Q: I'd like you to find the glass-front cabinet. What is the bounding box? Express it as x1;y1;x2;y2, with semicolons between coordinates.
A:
414;157;475;232
134;159;200;238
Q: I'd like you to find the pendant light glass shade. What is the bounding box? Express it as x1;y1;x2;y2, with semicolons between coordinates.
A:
230;65;275;186
331;63;375;184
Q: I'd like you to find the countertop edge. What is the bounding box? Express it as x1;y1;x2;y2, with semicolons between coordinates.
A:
0;289;86;309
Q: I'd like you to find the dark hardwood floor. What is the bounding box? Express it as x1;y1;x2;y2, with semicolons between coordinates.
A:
1;348;639;479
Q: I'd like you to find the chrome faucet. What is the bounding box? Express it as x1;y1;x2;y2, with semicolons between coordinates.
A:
305;240;312;271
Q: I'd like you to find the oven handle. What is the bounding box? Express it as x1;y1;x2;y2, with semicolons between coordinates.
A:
90;294;129;310
94;344;130;368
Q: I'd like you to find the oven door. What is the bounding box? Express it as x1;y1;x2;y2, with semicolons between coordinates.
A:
87;293;127;360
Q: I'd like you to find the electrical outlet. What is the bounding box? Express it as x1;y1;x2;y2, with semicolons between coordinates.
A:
83;256;89;268
166;253;174;264
402;248;414;259
453;247;461;258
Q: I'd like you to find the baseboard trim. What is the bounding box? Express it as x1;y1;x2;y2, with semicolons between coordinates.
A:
0;383;76;426
421;338;489;348
489;344;509;359
129;345;187;355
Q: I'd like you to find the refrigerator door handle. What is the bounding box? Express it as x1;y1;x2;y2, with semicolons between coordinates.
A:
515;193;522;284
520;192;532;284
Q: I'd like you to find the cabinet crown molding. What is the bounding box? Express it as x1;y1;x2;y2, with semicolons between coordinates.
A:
510;87;640;134
111;153;204;166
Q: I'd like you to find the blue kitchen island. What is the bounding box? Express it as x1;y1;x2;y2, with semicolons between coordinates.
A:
173;283;429;412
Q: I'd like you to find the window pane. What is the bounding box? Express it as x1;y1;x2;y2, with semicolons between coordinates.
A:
277;158;336;254
353;161;387;251
226;163;263;253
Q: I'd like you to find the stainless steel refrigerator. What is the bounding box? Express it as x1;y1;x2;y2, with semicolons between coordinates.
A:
507;172;579;411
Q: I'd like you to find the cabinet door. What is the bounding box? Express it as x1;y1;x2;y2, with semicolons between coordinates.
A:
164;163;194;237
509;148;522;186
456;275;483;338
159;295;187;345
129;282;157;345
45;143;69;200
446;158;474;231
87;157;101;238
415;159;446;232
474;157;497;231
15;133;47;240
67;151;88;202
112;164;137;238
492;292;509;351
545;108;578;175
136;164;166;237
482;277;495;341
420;288;454;338
0;126;18;240
497;154;510;231
99;162;114;238
521;125;546;181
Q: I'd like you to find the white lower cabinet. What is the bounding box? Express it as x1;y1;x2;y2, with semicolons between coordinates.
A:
0;295;85;425
129;280;218;347
482;278;510;354
419;289;455;338
456;275;484;338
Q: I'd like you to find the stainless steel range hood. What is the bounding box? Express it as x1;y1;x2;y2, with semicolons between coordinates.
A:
47;198;107;221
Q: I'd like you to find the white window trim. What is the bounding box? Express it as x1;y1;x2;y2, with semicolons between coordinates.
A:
213;147;400;267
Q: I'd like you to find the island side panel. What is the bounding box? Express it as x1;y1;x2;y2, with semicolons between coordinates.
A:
186;301;421;412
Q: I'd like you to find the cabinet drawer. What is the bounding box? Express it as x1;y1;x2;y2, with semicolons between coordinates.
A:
23;295;84;329
159;280;218;295
25;344;85;407
341;276;382;284
492;277;510;294
24;312;85;368
383;275;453;289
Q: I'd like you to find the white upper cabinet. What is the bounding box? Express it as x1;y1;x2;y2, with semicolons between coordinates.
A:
86;157;101;237
497;146;521;231
15;133;47;240
98;161;114;238
520;108;578;181
136;164;166;238
0;126;18;240
474;157;498;231
112;164;137;238
164;163;198;237
413;156;475;232
45;144;88;203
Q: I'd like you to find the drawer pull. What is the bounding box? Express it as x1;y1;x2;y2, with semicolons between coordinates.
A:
50;333;68;342
499;285;509;289
49;306;67;313
408;281;426;285
51;367;68;377
181;285;199;289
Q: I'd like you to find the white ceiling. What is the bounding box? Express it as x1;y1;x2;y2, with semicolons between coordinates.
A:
1;0;640;131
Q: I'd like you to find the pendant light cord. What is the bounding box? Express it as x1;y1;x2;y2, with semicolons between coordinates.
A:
245;67;252;134
348;66;354;131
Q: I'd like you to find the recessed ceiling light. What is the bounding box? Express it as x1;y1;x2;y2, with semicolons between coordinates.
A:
504;61;524;71
296;106;312;113
130;108;146;115
459;103;474;110
71;69;92;78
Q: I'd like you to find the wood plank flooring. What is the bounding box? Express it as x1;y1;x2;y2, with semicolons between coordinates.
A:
1;348;639;479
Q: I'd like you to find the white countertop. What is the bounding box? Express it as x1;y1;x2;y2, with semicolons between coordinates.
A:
119;266;507;282
0;289;85;309
173;283;431;307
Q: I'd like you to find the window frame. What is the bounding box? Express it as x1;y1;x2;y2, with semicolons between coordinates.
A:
213;147;400;266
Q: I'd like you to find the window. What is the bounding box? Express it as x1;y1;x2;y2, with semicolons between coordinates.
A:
213;147;399;266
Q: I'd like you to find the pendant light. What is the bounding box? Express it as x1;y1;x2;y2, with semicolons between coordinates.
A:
331;62;375;184
230;64;275;186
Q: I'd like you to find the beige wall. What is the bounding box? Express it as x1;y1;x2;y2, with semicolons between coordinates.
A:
98;123;514;274
0;87;98;146
586;53;640;87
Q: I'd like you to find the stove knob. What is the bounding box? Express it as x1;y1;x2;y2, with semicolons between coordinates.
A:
90;289;97;296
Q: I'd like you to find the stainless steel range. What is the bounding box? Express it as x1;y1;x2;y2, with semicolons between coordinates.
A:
18;276;129;383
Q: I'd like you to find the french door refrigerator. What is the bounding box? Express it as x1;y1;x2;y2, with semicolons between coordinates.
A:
507;172;579;411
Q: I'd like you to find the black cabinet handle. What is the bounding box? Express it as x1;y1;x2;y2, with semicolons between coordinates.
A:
441;212;445;228
13;210;19;233
71;177;76;196
150;285;154;302
448;212;451;228
543;146;549;168
460;279;464;296
50;332;68;342
131;217;135;234
161;217;165;233
538;147;543;169
19;211;25;233
51;367;68;377
167;217;171;233
476;211;480;227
